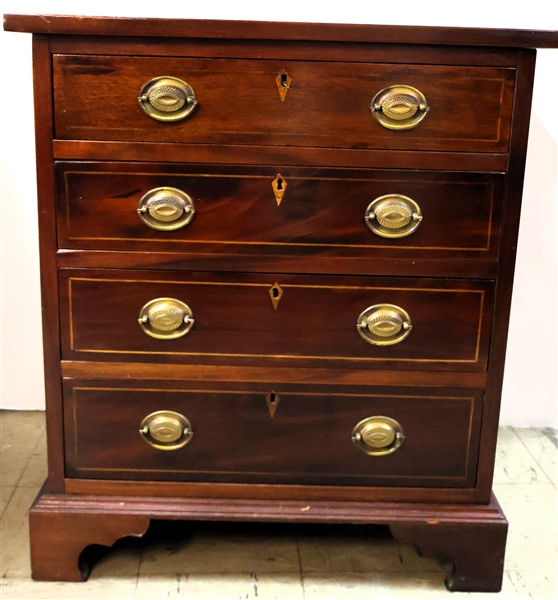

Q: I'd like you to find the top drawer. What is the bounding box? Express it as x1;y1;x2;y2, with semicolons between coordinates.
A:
53;55;515;153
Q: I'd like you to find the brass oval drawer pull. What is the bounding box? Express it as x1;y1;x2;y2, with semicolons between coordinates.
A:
137;187;195;231
371;85;429;130
352;416;405;456
365;194;423;238
140;411;193;450
138;76;198;122
138;298;194;339
357;304;412;346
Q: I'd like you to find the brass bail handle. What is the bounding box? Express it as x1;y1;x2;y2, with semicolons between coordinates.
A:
365;194;423;239
138;76;198;122
138;298;195;340
139;411;194;451
137;187;195;231
357;304;412;346
371;85;429;130
351;416;405;456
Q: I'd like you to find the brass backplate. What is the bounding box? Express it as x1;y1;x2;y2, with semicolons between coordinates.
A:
357;303;412;346
138;76;198;122
139;410;193;451
138;297;194;340
351;416;405;456
370;85;429;130
365;194;422;239
137;187;195;231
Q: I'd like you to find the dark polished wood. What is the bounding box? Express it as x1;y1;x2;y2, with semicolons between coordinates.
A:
53;141;509;171
476;49;538;503
6;14;551;589
29;486;150;581
5;14;558;47
59;269;494;370
57;249;499;278
64;478;481;503
390;511;508;592
56;162;503;262
30;488;507;590
32;36;65;493
63;378;483;487
61;361;488;388
53;54;514;153
49;36;522;65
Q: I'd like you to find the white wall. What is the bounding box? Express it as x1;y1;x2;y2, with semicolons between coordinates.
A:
1;1;556;426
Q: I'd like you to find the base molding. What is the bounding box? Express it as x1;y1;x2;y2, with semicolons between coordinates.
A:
29;488;508;591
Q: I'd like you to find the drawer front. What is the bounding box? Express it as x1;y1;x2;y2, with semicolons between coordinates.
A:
56;162;503;262
53;55;514;152
59;270;493;370
63;379;483;487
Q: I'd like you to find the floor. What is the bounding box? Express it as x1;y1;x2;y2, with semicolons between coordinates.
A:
0;411;556;599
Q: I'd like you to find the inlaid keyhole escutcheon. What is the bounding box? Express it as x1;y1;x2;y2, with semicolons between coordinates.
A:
276;70;292;101
265;391;281;417
271;175;287;206
138;298;195;339
269;283;283;310
137;187;195;231
370;85;429;130
138;76;198;122
357;304;412;346
139;411;193;451
365;194;422;239
351;416;405;456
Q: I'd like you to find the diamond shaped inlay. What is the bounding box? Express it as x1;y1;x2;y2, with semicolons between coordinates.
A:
265;391;280;418
269;282;283;310
271;174;287;206
276;70;291;102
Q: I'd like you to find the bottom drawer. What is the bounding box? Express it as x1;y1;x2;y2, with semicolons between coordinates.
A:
63;379;482;488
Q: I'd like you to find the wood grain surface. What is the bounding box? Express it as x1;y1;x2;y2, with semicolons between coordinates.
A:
63;378;483;487
53;55;514;152
5;14;558;47
56;162;503;262
58;269;494;370
6;15;547;588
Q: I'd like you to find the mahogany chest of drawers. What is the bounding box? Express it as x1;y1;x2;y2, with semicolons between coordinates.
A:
4;14;557;592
